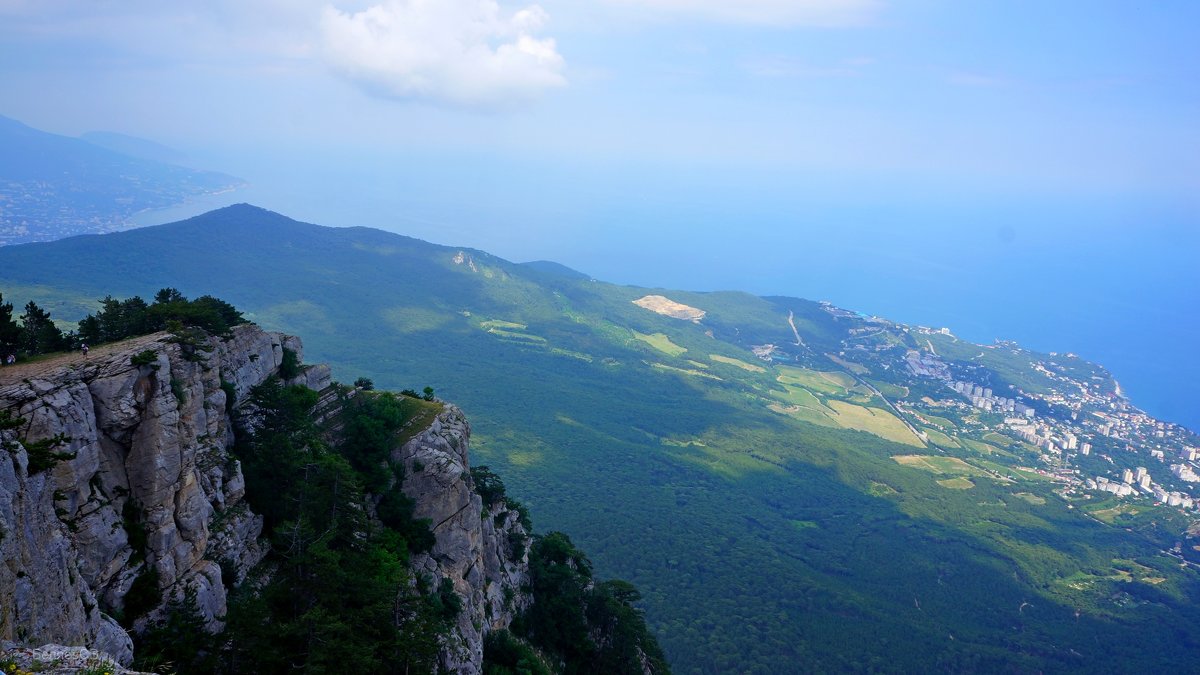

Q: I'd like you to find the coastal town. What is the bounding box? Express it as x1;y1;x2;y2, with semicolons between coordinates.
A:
896;324;1200;519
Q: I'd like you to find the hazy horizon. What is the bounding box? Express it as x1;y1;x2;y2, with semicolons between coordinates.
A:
3;0;1197;427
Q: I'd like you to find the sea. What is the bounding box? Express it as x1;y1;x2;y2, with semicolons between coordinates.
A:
134;147;1200;433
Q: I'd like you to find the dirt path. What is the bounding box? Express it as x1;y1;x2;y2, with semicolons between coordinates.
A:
786;311;805;347
0;334;166;385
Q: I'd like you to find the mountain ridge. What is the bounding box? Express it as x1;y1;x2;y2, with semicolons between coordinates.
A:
0;115;244;246
2;204;1199;672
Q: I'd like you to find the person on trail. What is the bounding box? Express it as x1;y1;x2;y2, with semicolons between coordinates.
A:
4;354;14;365
80;343;89;358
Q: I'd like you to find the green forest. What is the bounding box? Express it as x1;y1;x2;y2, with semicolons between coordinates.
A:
2;206;1199;673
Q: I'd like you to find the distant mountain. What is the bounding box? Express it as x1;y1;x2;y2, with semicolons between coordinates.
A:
0;115;243;246
79;130;188;164
519;259;591;280
2;204;1199;672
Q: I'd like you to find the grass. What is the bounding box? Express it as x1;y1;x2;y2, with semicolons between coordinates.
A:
868;481;899;497
937;477;976;490
392;398;445;447
974;459;1052;482
922;414;958;429
488;328;547;343
767;402;841;428
1088;503;1144;524
481;319;528;330
959;438;1008;457
826;400;924;447
826;353;870;375
867;379;909;400
983;432;1016;446
1013;492;1047;505
769;385;830;412
776;365;857;396
650;362;721;380
710;354;765;372
922;427;960;448
633;331;687;357
892;455;989;476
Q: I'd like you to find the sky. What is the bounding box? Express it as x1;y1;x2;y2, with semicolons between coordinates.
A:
1;0;1199;426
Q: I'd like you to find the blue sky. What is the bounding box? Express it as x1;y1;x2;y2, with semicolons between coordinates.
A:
2;1;1199;426
1;0;1196;198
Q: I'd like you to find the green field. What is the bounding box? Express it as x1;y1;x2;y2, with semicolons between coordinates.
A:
709;354;766;372
827;400;924;447
776;365;858;395
634;331;688;357
922;427;960;448
893;455;989;476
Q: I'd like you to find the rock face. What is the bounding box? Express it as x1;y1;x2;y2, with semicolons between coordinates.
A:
393;405;531;674
0;324;327;665
0;324;523;673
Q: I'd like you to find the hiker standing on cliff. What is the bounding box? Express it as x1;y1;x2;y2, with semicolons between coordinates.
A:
80;343;89;358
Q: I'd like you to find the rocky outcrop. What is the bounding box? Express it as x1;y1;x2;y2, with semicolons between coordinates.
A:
0;324;322;665
393;405;531;674
0;323;526;673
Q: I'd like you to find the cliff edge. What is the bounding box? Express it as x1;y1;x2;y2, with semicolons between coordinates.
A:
0;324;329;665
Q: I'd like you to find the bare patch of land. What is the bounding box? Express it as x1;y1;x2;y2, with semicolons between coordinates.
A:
632;295;706;322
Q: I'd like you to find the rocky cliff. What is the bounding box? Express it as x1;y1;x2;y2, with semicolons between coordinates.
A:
0;324;329;666
393;405;531;674
0;324;532;673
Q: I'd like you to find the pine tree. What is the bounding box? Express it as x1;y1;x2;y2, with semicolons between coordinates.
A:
0;293;20;357
19;300;66;355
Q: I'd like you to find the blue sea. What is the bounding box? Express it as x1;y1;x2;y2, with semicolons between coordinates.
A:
137;147;1200;433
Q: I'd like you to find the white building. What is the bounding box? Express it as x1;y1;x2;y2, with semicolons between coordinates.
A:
1171;464;1199;482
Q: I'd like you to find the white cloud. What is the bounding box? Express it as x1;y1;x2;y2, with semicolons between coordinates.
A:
320;0;566;108
604;0;881;26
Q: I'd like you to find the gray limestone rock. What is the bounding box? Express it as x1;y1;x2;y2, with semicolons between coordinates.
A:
0;325;316;665
394;405;531;675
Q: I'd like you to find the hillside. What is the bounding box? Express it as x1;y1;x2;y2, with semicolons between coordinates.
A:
0;316;665;674
0;115;242;245
2;204;1200;672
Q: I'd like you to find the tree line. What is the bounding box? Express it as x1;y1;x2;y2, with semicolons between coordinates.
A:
0;288;245;360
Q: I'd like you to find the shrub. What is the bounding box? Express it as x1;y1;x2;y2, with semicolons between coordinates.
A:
123;499;148;563
220;379;237;413
122;566;162;626
278;347;301;379
484;629;553;675
0;408;23;431
24;433;75;474
471;466;507;506
170;378;187;407
434;577;463;624
130;349;158;368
